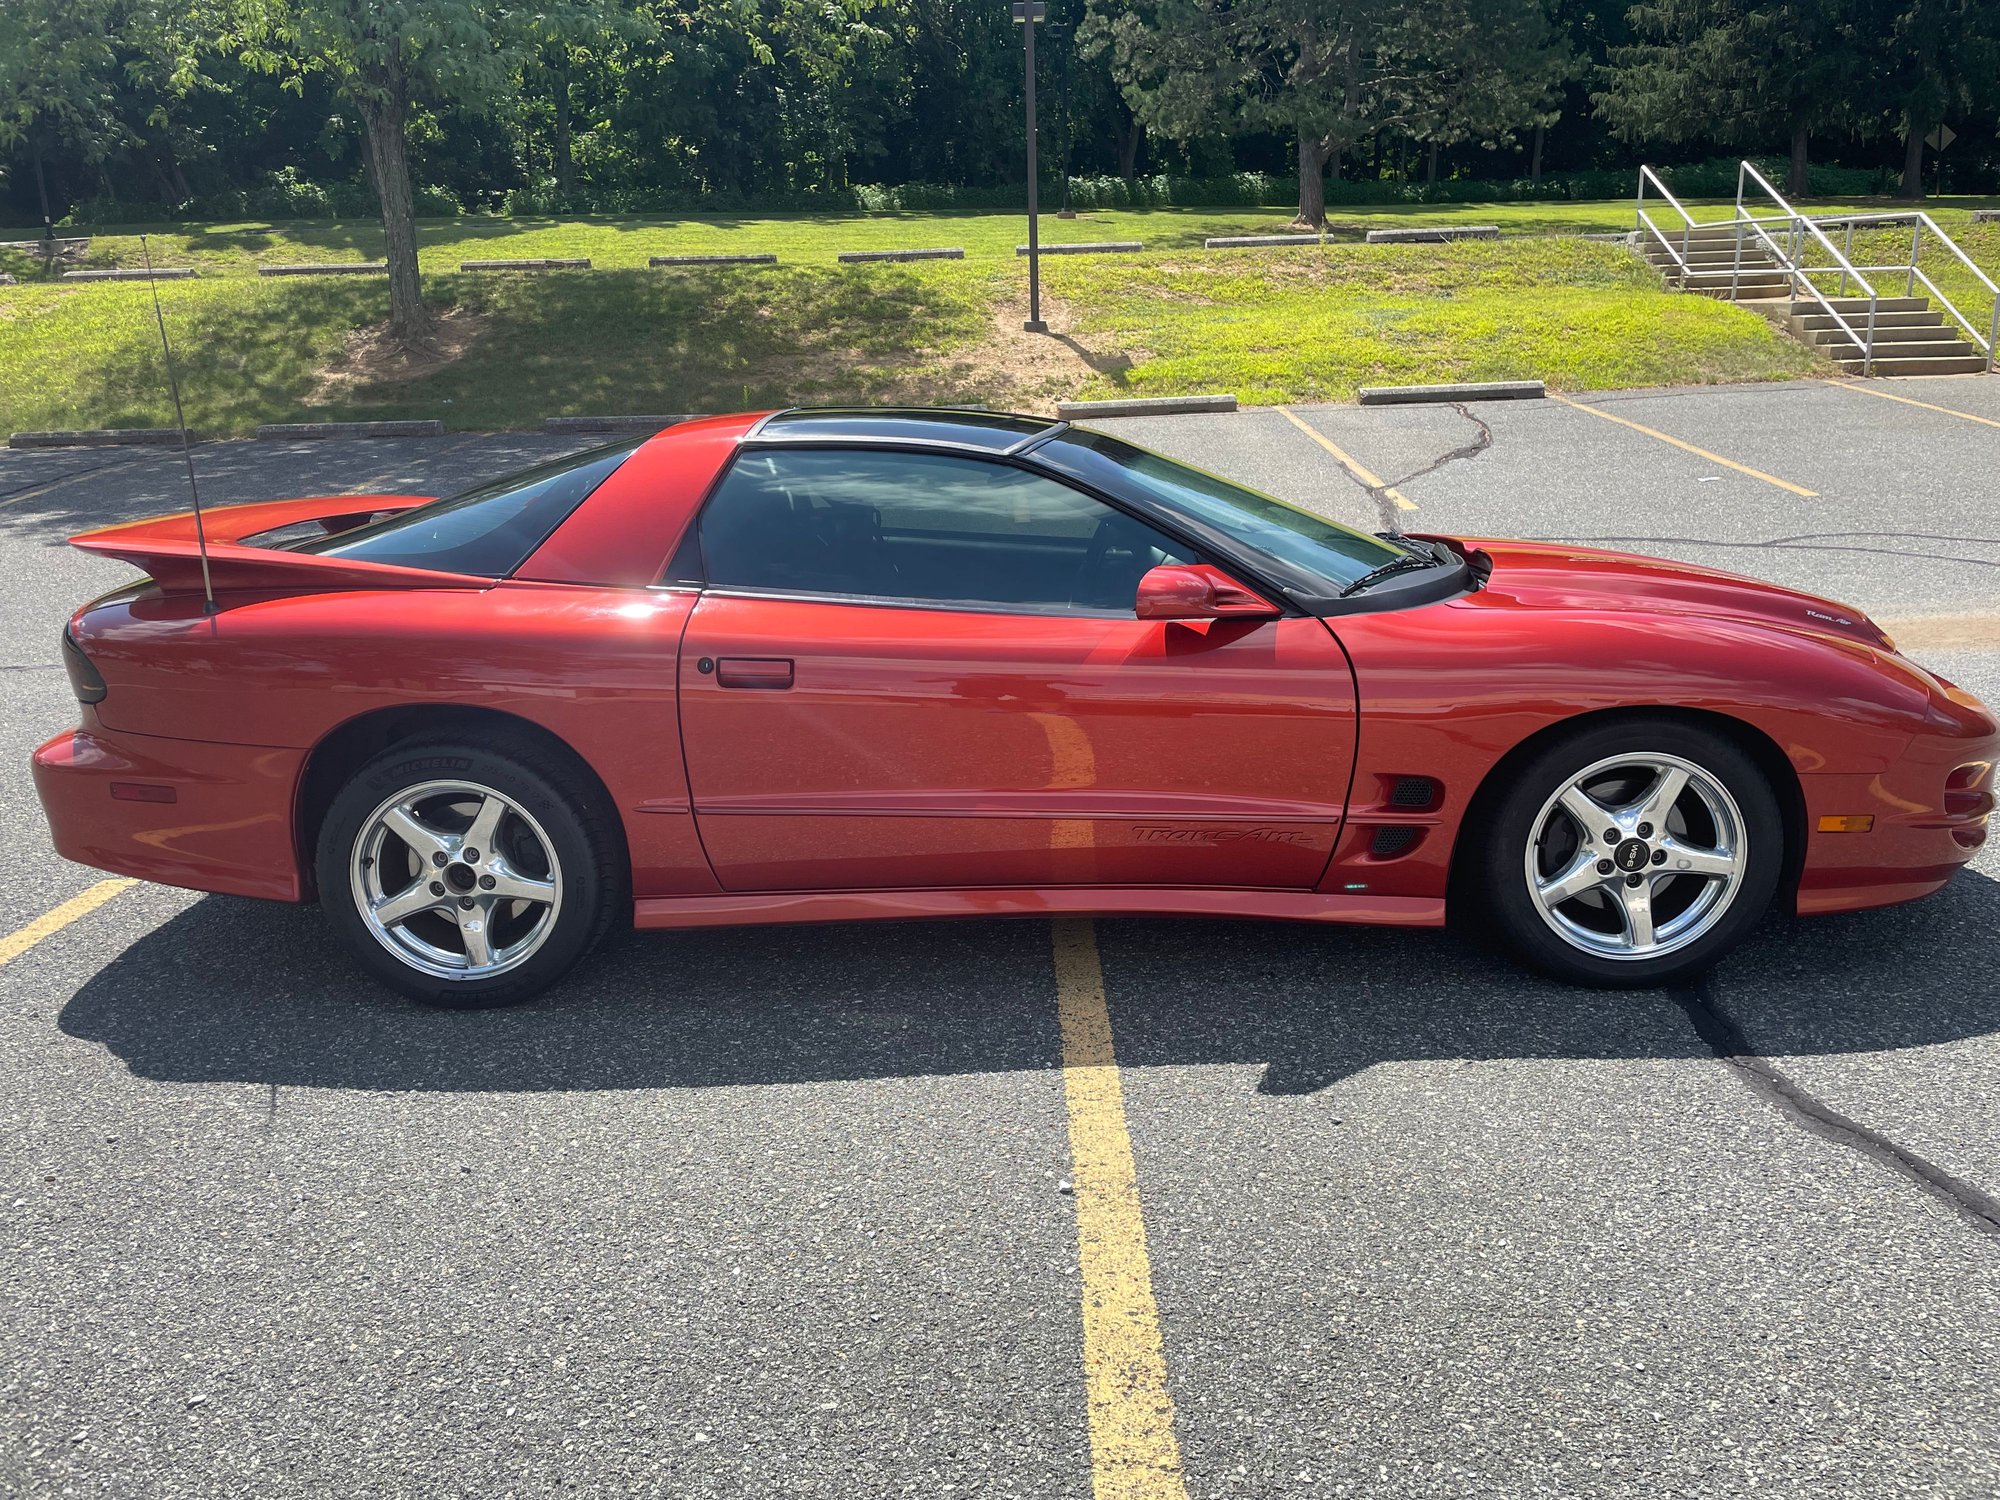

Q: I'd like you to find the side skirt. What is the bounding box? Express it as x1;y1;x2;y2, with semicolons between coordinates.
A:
633;885;1445;931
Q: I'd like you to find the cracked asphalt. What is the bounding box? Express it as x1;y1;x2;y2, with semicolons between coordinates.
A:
3;377;1998;1498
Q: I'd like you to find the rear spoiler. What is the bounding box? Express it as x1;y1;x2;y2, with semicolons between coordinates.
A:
69;495;489;596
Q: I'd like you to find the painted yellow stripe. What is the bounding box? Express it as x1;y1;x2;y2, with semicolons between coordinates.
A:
1051;918;1188;1500
1277;407;1418;510
1827;380;2000;431
0;880;134;968
1548;392;1817;498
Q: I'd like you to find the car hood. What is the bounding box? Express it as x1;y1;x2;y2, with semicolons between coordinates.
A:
1438;535;1896;651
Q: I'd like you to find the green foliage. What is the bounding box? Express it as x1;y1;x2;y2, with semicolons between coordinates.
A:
0;214;1865;435
1046;239;1824;402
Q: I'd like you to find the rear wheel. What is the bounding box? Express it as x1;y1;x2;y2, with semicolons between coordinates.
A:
316;737;622;1007
1475;719;1783;986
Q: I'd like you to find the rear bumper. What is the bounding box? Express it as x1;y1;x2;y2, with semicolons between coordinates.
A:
32;722;306;901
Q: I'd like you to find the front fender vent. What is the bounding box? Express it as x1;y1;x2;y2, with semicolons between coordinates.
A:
1370;826;1423;859
1389;776;1440;810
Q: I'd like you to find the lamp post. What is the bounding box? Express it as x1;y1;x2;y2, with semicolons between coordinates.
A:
1012;0;1048;333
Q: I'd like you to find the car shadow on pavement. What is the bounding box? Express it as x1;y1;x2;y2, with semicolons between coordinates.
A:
57;870;2000;1096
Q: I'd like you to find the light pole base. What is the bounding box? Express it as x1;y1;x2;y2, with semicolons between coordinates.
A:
1024;319;1049;334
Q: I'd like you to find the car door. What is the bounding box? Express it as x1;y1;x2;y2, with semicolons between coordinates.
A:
676;444;1358;893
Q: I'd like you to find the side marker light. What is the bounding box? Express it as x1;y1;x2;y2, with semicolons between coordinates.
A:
1816;815;1874;833
111;783;177;804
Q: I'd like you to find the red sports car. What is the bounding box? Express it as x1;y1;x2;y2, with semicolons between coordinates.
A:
33;408;1996;1005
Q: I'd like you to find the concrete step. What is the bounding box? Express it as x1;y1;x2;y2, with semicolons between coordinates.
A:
1805;296;1931;314
1798;324;1968;349
1792;308;1944;331
1645;243;1783;261
1827;351;1989;375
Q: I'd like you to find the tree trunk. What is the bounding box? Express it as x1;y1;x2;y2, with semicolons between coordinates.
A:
1118;115;1141;185
1294;128;1329;228
1530;122;1545;184
1899;117;1924;200
1788;123;1808;198
552;51;575;201
1425;141;1439;185
357;81;433;351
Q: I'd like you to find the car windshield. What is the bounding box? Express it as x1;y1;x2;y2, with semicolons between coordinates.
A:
1034;428;1409;592
298;439;643;578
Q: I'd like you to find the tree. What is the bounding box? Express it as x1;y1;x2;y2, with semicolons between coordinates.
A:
1083;0;1403;227
1597;0;1865;197
0;0;178;231
1866;0;1999;198
1386;0;1570;184
227;0;615;349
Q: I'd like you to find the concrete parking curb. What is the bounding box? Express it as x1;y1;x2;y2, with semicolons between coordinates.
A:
9;428;188;449
459;258;591;272
544;415;694;432
1204;235;1325;249
1016;241;1144;255
1358;380;1545;405
256;420;447;439
1364;226;1500;243
258;262;387;276
62;267;197;281
650;253;777;267
837;248;964;262
1055;394;1237;418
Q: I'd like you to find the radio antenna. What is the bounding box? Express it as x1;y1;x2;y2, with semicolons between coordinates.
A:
140;234;216;615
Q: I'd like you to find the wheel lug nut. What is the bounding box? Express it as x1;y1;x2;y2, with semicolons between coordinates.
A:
479;875;496;890
458;896;475;910
1636;822;1653;839
1597;859;1615;875
432;851;448;867
1625;873;1643;888
463;848;479;863
1652;849;1668;865
429;881;445;896
1603;829;1620;844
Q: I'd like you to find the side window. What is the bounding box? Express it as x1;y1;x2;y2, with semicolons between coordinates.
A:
699;448;1195;612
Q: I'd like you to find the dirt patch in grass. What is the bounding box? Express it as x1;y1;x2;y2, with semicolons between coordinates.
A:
308;306;487;401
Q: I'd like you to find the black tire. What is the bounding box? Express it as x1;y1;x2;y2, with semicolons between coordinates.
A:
315;735;625;1007
1469;716;1784;987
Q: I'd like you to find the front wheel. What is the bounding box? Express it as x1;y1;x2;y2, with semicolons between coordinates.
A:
316;736;623;1007
1473;719;1784;986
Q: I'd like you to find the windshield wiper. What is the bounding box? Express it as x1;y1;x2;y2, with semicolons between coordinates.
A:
1338;548;1444;598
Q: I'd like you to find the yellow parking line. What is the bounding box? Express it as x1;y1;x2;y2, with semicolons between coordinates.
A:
1548;392;1817;498
1827;380;2000;431
1051;919;1188;1500
0;880;135;968
1277;407;1418;510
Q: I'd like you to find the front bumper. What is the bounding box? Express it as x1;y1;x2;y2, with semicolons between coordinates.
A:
1796;684;1995;916
32;720;307;901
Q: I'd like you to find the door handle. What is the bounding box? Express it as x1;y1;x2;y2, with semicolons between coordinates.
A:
715;657;794;690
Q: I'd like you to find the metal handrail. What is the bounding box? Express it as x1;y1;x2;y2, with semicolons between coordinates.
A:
1799;209;1998;367
1736;160;1881;375
1635;164;1697;278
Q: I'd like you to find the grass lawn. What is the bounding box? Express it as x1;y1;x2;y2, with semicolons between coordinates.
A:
7;195;1997;279
7;197;1993;434
1044;239;1824;404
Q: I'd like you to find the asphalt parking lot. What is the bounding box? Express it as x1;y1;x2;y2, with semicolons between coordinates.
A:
3;376;1998;1498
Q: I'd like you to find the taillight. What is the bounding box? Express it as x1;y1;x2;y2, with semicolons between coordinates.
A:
60;625;106;704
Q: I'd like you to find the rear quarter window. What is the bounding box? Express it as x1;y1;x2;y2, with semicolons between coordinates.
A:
300;439;642;578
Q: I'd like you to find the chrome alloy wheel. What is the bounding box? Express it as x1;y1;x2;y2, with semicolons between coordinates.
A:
1523;752;1748;962
348;780;563;981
